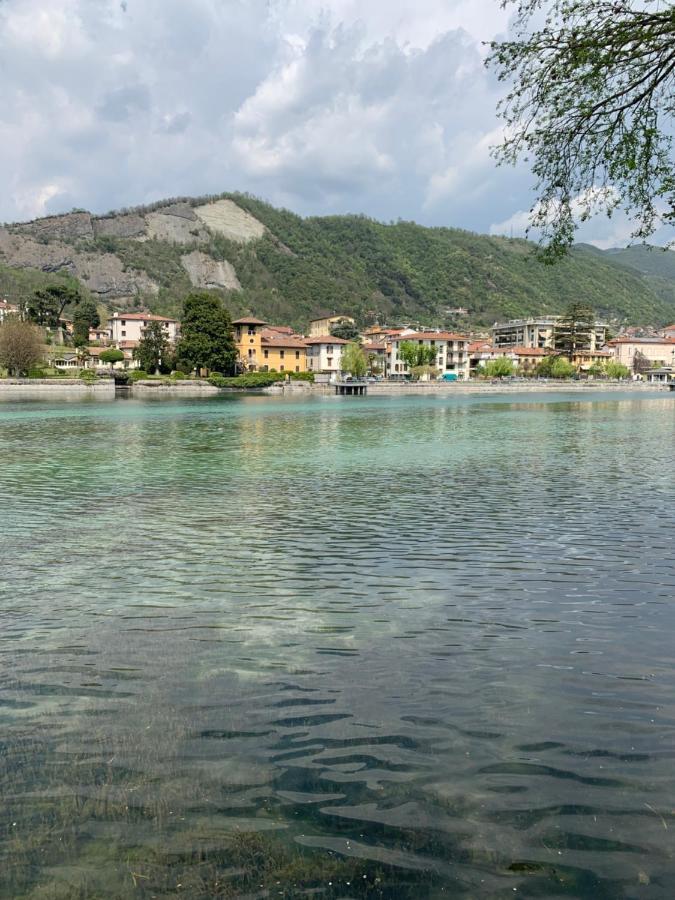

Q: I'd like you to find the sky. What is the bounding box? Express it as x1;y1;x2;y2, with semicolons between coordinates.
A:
0;0;657;246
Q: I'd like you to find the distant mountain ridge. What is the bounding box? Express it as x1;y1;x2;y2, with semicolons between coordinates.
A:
1;192;674;329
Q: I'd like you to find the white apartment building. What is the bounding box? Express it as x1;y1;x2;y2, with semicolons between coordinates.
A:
305;336;349;376
386;332;470;379
493;316;608;351
109;313;178;346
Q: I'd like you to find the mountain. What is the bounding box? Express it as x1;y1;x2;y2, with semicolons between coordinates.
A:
1;192;673;330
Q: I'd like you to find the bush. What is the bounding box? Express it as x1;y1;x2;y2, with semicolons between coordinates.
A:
208;372;285;389
289;371;314;382
128;369;149;381
170;370;187;380
27;367;47;378
78;369;97;383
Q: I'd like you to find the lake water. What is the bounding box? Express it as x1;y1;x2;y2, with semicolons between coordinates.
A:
1;391;674;898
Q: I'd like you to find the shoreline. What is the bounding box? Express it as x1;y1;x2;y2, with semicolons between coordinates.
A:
0;377;669;402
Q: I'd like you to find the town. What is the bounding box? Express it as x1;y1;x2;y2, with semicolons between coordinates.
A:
1;295;675;385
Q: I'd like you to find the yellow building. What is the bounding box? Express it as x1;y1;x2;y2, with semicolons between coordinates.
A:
260;329;307;373
308;315;355;338
233;316;267;371
233;317;307;372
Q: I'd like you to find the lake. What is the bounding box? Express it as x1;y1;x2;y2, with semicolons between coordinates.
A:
1;391;674;898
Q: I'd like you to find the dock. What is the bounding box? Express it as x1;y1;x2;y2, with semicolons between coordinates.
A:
334;379;368;396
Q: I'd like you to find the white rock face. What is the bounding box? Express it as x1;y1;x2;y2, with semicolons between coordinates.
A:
145;211;209;244
181;251;242;291
193;199;265;243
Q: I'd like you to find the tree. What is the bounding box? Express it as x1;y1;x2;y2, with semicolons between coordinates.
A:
554;303;595;357
26;284;80;327
99;348;124;370
550;356;576;378
483;357;515;377
488;1;675;259
341;342;367;377
587;361;606;377
330;321;360;341
72;299;100;347
632;349;651;377
0;318;43;376
399;341;438;370
410;364;439;380
176;291;236;375
605;360;631;379
135;321;170;374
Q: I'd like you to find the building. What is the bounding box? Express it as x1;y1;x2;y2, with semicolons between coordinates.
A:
0;300;19;322
386;332;470;379
492;316;608;351
85;345;139;370
662;324;675;339
89;326;111;344
362;342;387;374
259;329;307;373
308;315;355;338
468;342;549;375
109;313;178;346
572;349;613;371
645;367;674;384
232;316;268;371
608;337;675;370
305;336;350;375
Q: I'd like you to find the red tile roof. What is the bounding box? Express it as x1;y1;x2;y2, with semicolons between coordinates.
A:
388;331;469;342
109;313;177;322
232;316;267;325
304;335;351;345
261;329;307;349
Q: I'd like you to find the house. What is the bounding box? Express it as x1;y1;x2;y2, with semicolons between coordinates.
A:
607;337;675;370
52;352;81;371
572;349;613;371
385;332;470;379
645;367;674;383
0;300;19;322
109;313;178;346
362;342;387;374
308;315;355;338
259;329;307;373
492;316;608;351
662;324;675;339
89;326;111;344
232;316;268;371
305;336;350;376
85;346;139;370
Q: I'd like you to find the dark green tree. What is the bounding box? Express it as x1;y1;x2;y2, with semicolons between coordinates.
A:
176;292;236;375
488;1;675;259
330;321;360;341
72;299;100;346
26;284;80;327
99;348;124;370
554;303;595;357
134;321;170;374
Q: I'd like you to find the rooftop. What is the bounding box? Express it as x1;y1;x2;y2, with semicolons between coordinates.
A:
304;335;351;345
232;316;267;325
388;331;469;342
109;313;177;323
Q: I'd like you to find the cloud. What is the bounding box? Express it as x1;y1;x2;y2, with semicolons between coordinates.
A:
0;0;625;246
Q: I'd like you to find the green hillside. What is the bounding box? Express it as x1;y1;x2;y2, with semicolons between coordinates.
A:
2;192;674;330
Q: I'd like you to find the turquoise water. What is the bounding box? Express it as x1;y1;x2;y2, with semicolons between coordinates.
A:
1;391;674;898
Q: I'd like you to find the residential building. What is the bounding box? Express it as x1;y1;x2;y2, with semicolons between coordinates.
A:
608;337;675;370
386;332;470;379
308;315;355;338
89;326;111;344
468;342;548;375
109;312;178;346
362;342;387;374
259;329;307;373
572;349;613;371
305;336;350;375
0;300;19;322
662;324;675;339
493;316;608;351
86;345;139;370
232;316;268;371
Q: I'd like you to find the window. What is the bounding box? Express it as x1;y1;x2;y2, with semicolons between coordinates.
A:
121;320;126;326
280;365;285;371
248;349;253;357
280;350;285;359
295;351;300;359
295;366;300;372
327;357;333;366
121;330;126;337
264;349;269;359
327;345;333;352
247;327;256;335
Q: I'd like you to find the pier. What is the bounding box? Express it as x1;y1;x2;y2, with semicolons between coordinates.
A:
334;379;368;396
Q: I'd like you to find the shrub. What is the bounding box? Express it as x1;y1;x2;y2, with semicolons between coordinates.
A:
208;372;285;389
128;369;149;381
170;370;187;380
78;369;97;383
289;371;314;382
27;367;47;378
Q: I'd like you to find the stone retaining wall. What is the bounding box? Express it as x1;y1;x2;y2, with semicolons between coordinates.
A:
0;378;116;400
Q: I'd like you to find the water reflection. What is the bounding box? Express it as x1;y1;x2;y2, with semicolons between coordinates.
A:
0;392;674;898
